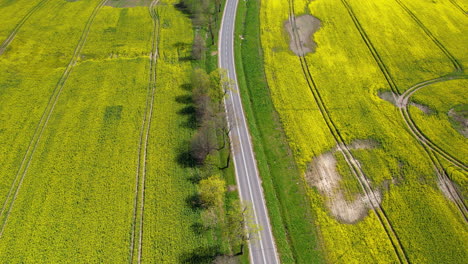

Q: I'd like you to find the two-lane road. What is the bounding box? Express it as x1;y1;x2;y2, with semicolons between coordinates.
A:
218;0;279;263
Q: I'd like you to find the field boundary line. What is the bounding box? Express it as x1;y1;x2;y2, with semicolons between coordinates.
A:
0;0;109;238
0;0;50;55
288;1;410;263
394;0;463;72
128;1;160;263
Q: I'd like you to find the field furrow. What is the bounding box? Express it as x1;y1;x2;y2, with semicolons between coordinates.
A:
0;0;108;237
129;0;159;263
0;0;49;55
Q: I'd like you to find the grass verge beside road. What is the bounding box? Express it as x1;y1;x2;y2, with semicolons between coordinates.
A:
234;0;324;263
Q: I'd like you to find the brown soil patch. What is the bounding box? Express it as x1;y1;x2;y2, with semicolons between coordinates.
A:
285;15;321;56
305;141;381;224
378;91;432;114
105;0;152;7
437;177;456;202
410;102;433;114
448;108;468;137
378;91;399;106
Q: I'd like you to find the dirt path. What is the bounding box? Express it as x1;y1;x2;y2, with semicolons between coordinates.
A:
128;0;159;263
0;0;50;56
0;0;109;238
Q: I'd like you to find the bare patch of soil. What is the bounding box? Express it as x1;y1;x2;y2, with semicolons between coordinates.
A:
347;139;379;150
410;102;433;114
378;90;432;113
285;15;321;56
378;91;399;106
448;107;468;137
437;177;456;202
305;141;381;224
105;0;152;7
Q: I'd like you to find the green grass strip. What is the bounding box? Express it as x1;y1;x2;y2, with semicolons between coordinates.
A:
234;0;325;263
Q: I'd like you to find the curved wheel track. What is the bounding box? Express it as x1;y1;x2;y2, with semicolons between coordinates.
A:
398;77;468;221
0;0;109;238
0;0;50;55
128;0;160;263
341;0;467;220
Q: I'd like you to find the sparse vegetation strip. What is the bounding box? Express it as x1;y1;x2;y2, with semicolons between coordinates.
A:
0;0;49;55
0;0;108;238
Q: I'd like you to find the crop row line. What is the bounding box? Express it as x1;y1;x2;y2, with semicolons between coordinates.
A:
0;0;109;238
128;1;160;263
394;0;463;72
288;1;409;263
0;0;50;56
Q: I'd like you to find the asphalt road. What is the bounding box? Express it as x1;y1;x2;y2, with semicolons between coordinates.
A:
218;1;279;263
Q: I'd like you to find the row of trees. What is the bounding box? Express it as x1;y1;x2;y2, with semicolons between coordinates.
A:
177;0;261;258
190;68;232;167
177;0;222;59
198;175;260;256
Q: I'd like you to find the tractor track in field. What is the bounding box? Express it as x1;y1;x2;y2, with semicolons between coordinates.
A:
394;0;463;72
0;0;49;56
0;0;108;238
448;0;466;15
339;0;400;96
398;75;468;173
288;1;410;263
340;0;467;220
398;76;468;222
128;0;159;263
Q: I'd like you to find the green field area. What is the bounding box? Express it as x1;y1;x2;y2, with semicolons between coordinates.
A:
0;0;221;262
250;0;468;263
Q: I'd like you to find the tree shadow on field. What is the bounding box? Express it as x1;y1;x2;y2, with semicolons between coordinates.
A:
175;84;197;130
174;1;193;19
191;222;209;235
186;193;203;211
179;246;221;264
177;150;197;168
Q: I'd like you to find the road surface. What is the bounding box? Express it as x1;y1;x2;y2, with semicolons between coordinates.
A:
218;0;279;263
